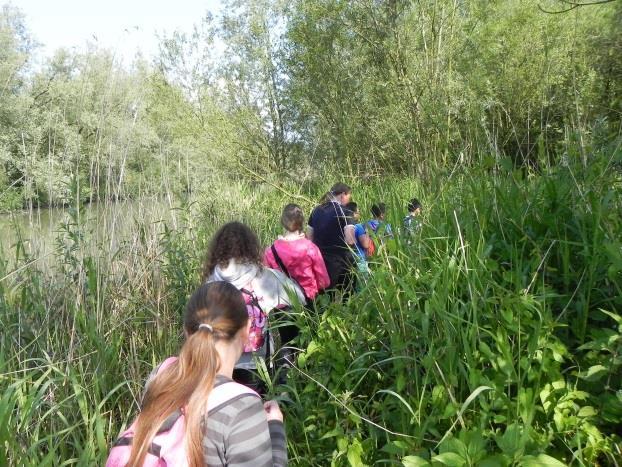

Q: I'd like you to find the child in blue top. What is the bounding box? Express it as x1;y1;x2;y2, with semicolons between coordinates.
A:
345;202;371;278
403;198;422;235
367;203;393;240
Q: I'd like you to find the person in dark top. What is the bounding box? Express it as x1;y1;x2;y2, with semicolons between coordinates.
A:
307;183;356;293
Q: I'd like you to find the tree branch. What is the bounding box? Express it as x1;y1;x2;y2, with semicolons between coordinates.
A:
538;0;617;14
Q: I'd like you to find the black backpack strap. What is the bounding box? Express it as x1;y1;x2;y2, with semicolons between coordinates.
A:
240;287;261;307
156;409;182;434
271;244;291;278
113;436;162;457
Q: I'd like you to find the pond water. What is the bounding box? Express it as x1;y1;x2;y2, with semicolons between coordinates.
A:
0;197;181;271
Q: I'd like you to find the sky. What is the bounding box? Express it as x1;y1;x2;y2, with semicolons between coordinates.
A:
15;0;223;64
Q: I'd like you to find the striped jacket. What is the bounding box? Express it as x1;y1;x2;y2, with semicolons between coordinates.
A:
142;370;287;466
203;375;287;466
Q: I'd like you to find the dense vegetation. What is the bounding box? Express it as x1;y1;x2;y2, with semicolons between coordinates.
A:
0;0;621;465
1;156;621;465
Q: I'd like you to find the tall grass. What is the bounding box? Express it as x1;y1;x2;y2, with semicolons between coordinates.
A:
0;149;621;465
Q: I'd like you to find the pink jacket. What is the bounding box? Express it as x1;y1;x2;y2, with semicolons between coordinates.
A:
264;236;330;299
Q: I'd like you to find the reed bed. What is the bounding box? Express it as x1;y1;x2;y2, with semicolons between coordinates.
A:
0;154;621;466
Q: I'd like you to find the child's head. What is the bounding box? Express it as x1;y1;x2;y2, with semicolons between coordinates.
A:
203;222;262;279
370;203;386;220
407;198;422;215
281;203;304;233
184;281;249;343
345;201;360;221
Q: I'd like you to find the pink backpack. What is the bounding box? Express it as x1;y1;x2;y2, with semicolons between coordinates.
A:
240;287;268;353
106;357;258;466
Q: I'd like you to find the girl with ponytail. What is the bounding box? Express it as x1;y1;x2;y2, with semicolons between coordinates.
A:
107;281;287;466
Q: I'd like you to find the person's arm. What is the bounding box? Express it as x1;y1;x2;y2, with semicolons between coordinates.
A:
265;401;287;467
309;244;330;291
225;397;287;467
358;232;371;249
306;209;316;241
344;224;356;246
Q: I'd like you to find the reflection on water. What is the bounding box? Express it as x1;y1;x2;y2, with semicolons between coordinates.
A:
0;198;181;270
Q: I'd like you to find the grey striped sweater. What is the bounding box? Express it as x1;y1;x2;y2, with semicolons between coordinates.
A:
203;375;287;466
143;370;287;466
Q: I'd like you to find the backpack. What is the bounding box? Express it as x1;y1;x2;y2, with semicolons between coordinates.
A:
240;287;268;353
364;223;377;257
366;236;377;257
106;357;258;467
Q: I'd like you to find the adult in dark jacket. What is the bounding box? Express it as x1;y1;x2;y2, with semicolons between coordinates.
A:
307;182;356;293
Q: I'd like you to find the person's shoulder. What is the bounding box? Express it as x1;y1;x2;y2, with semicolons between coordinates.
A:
209;382;262;422
304;238;322;254
309;204;324;225
265;242;279;257
260;266;289;285
299;237;315;246
311;202;331;216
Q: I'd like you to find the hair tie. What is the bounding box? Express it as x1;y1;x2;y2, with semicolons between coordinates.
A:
198;323;214;333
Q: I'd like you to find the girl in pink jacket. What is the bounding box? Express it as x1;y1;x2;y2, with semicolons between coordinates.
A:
264;203;330;301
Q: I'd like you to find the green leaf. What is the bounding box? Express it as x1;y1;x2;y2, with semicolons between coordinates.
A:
440;437;467;457
320;427;343;439
599;309;622;324
307;340;320;356
520;454;567;466
580;365;608;381
381;440;409;454
402;456;431;467
496;423;523;456
337;437;348;453
347;439;365;467
432;452;467;466
376;389;416;418
460;430;486;462
551;380;565;390
397;373;407;392
577;406;597;418
479;454;511;467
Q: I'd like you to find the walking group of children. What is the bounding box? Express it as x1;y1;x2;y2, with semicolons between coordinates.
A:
106;183;422;466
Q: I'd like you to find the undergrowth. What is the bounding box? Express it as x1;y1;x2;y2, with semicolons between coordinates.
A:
0;150;621;466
